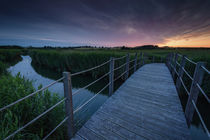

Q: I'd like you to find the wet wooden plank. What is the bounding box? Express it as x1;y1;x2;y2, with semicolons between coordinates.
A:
83;117;125;140
71;134;84;140
95;111;165;140
72;63;191;140
99;102;189;139
74;126;105;140
88;114;147;140
101;97;187;128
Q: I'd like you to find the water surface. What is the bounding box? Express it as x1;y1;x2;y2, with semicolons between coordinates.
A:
8;55;108;130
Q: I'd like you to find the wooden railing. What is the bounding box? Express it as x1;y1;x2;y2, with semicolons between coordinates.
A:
166;53;210;138
0;52;165;139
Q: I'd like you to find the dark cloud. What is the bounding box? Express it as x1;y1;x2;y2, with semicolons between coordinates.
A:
0;0;210;46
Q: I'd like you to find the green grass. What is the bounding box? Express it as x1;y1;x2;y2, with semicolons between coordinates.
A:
25;48;210;98
27;48;210;99
29;49;137;78
28;48;210;84
0;49;22;66
0;74;66;140
0;49;23;75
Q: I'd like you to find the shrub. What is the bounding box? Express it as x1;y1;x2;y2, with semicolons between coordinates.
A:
0;74;66;139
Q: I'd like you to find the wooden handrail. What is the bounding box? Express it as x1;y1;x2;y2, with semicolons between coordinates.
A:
167;53;209;138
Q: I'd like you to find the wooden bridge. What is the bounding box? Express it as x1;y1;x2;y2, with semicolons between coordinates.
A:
73;63;191;140
1;53;209;140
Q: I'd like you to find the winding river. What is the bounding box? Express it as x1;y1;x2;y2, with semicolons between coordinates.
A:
8;55;108;130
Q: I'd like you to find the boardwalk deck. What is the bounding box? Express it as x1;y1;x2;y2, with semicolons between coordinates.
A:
72;63;191;140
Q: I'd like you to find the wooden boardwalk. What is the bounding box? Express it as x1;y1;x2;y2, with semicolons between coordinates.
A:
72;63;191;140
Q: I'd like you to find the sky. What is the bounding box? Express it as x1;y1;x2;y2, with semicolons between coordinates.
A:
0;0;210;47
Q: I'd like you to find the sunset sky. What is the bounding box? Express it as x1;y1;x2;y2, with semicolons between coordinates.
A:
0;0;210;47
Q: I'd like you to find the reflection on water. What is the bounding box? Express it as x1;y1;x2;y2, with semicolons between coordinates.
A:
30;56;110;94
8;55;108;131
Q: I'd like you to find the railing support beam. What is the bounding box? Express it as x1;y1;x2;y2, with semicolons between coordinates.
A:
63;72;74;138
125;53;130;79
134;53;137;71
109;57;114;96
166;54;170;67
142;53;145;65
138;52;142;68
169;53;174;72
176;55;186;93
152;56;155;63
185;62;206;126
172;53;178;78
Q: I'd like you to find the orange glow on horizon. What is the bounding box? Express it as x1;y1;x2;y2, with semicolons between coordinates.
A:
158;34;210;47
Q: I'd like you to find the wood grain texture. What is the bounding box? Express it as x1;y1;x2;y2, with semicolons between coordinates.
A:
72;63;191;140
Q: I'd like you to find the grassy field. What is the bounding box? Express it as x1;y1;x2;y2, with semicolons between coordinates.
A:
0;49;22;74
1;47;210;97
27;48;210;77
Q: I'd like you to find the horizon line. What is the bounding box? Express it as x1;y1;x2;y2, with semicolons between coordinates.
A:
0;45;210;49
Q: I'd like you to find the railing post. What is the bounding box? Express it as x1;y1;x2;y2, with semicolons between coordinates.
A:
142;53;145;65
176;55;186;93
172;53;178;78
185;62;206;126
134;53;137;71
109;57;114;96
63;72;74;138
152;56;155;63
125;53;130;79
165;54;169;66
166;54;170;69
169;53;174;72
138;52;142;68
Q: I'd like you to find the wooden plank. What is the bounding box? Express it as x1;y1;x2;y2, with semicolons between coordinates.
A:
71;134;84;140
90;114;147;140
100;100;188;134
111;92;185;114
121;86;181;104
101;95;187;129
76;126;105;140
102;96;187;125
72;63;191;140
95;111;165;140
98;106;188;140
84;116;125;140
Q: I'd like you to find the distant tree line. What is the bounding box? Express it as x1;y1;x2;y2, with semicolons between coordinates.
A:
0;45;23;49
0;45;209;50
120;45;160;50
